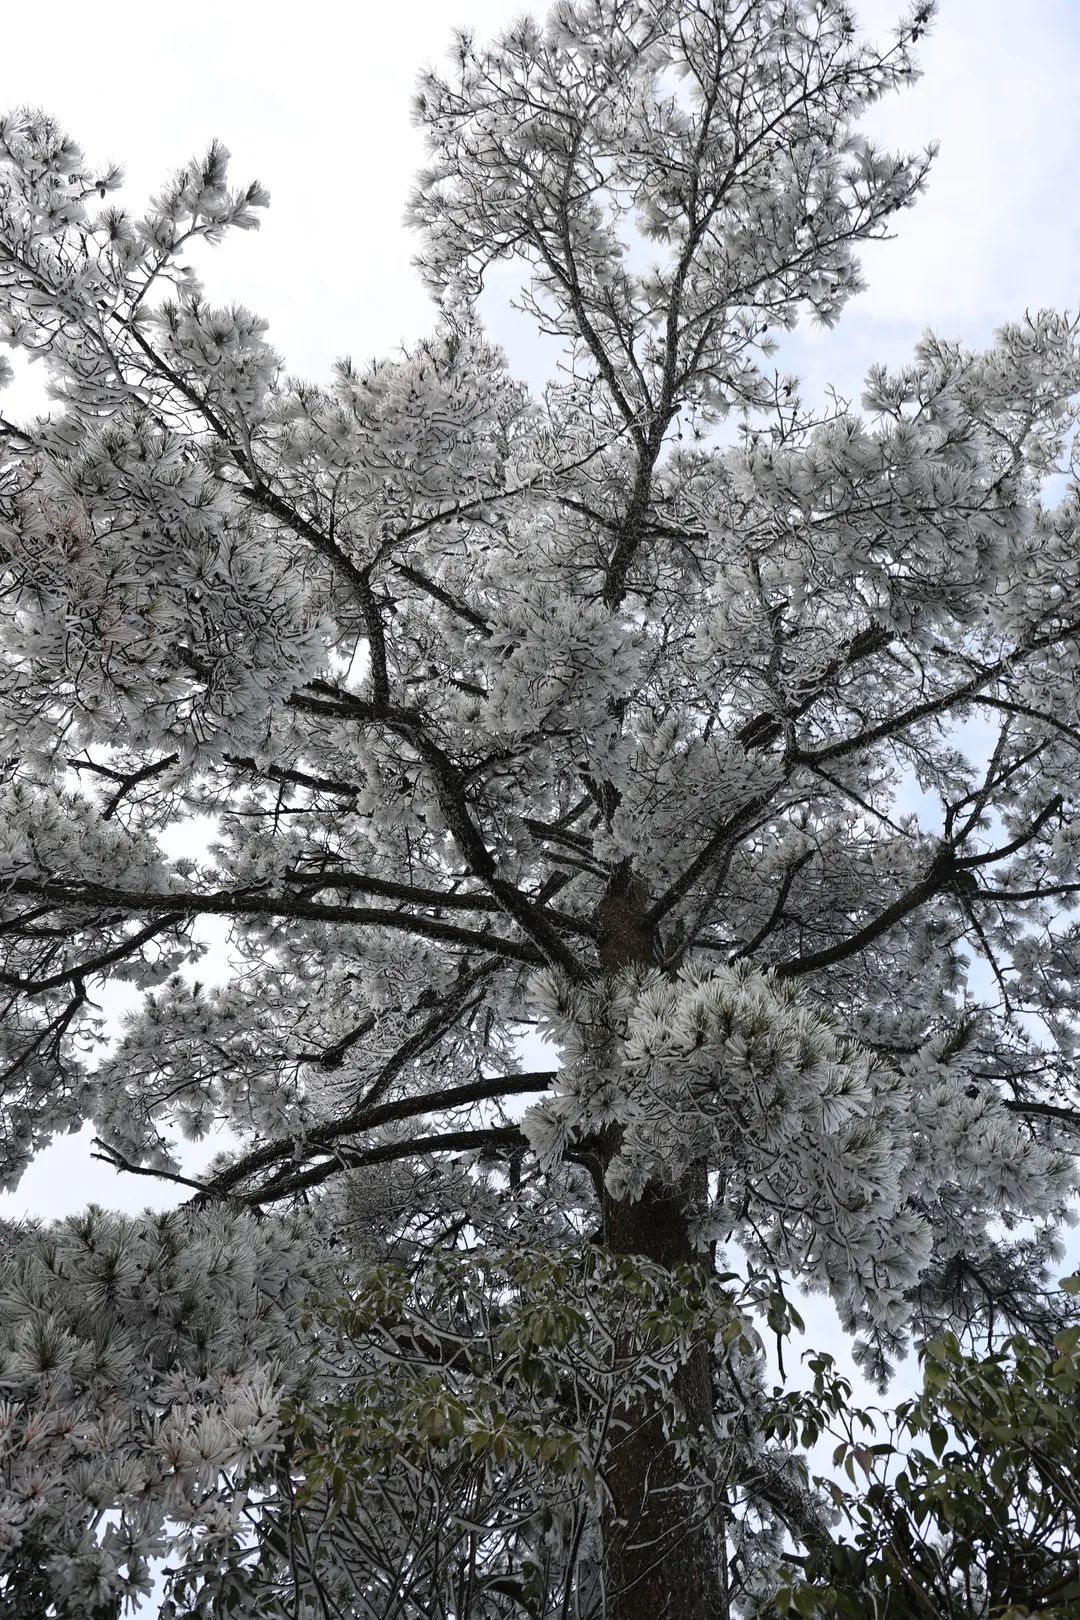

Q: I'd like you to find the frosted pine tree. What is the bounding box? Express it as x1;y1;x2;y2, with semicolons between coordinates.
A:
2;3;1080;1616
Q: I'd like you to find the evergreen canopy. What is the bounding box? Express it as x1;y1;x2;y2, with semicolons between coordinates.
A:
1;2;1079;1615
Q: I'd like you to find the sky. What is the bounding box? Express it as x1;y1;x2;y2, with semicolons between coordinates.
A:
3;0;1077;401
2;0;1080;1406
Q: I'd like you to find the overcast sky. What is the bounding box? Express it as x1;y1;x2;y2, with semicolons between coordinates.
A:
2;0;1079;1253
5;0;1077;396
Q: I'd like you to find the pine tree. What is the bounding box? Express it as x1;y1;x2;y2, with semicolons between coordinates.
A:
2;3;1080;1615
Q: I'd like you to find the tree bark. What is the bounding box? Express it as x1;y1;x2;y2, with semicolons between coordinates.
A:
591;866;727;1620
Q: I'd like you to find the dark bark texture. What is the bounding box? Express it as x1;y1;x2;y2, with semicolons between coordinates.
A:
592;868;727;1620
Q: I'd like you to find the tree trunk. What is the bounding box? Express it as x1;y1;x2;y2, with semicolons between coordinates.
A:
590;865;727;1620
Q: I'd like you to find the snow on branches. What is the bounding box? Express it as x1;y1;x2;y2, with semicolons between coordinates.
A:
1;0;1080;1614
525;960;1075;1364
0;1205;318;1614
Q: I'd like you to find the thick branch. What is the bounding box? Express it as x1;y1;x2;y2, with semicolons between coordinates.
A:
773;799;1063;980
0;914;183;994
800;620;1080;769
6;877;545;967
234;1124;526;1207
773;856;952;980
1004;1099;1080;1129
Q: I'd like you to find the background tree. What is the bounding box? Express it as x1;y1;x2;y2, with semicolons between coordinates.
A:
2;1;1080;1615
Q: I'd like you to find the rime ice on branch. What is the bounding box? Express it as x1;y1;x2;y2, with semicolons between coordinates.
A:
2;3;1080;1616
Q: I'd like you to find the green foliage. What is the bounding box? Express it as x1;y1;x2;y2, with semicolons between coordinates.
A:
765;1280;1080;1620
237;1248;761;1618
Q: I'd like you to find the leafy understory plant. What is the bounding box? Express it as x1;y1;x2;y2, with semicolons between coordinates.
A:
767;1282;1080;1618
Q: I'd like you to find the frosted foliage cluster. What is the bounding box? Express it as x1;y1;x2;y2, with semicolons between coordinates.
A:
525;963;1075;1350
0;1207;319;1615
1;0;1080;1613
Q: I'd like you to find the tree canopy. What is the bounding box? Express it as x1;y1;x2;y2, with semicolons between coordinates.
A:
2;1;1080;1615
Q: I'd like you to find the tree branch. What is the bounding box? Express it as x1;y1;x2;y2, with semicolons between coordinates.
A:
236;1124;527;1207
207;1071;555;1202
0;914;184;994
6;877;546;967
